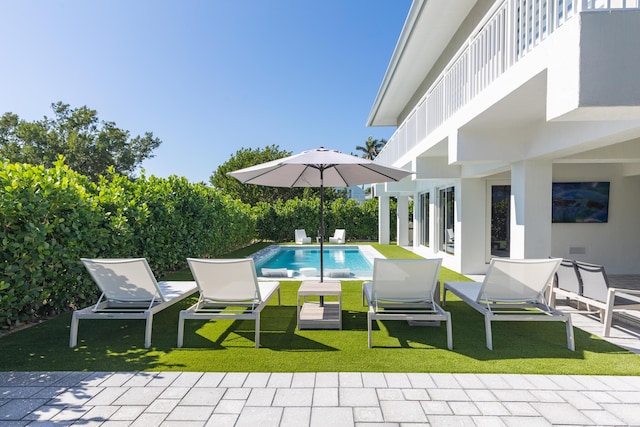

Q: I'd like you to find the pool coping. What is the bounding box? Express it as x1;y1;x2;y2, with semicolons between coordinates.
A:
248;244;386;280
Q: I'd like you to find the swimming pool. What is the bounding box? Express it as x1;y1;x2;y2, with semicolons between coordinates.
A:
250;245;384;279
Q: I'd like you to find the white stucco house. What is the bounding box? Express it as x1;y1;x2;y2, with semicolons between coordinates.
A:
369;0;640;275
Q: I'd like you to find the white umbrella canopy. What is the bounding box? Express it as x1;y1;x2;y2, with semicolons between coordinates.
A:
227;147;412;188
228;147;413;283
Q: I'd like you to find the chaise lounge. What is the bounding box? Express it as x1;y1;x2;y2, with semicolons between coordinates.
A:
364;258;453;349
444;258;574;350
178;258;281;348
70;258;197;348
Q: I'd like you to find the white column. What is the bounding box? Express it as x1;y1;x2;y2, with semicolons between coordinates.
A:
510;160;553;259
378;196;390;245
396;195;409;246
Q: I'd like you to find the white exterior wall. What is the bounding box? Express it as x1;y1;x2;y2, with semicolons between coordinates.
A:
371;3;640;275
551;164;640;274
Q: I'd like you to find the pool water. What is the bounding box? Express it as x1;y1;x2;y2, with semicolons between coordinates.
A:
251;245;380;279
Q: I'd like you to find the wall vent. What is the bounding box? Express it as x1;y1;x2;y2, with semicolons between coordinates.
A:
569;246;586;255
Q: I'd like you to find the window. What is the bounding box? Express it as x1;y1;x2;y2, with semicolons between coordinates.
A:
490;185;511;257
419;193;430;247
439;187;455;254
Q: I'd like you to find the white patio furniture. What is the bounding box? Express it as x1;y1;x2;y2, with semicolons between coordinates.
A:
325;268;350;278
178;258;281;348
444;258;574;350
329;229;346;244
261;267;289;277
294;229;312;244
550;259;640;337
363;258;452;349
70;258;197;348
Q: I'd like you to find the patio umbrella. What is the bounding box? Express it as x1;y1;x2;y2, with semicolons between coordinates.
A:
228;147;413;282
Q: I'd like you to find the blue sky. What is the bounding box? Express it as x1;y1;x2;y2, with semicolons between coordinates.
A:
0;0;410;183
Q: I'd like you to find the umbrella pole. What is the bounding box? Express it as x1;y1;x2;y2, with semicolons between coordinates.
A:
319;169;325;305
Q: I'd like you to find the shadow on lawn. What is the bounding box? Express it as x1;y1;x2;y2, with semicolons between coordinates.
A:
0;297;633;373
179;306;338;352
394;300;630;361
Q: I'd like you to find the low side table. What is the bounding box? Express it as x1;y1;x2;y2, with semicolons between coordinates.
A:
297;280;342;330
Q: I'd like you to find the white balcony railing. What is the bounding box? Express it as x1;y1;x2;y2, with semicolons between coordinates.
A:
375;0;640;166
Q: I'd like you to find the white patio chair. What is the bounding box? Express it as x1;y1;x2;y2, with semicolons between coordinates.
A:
294;229;312;244
363;258;452;349
329;229;346;244
70;258;197;348
178;258;281;348
444;258;575;350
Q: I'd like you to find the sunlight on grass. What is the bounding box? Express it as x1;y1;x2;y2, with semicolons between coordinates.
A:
1;243;638;374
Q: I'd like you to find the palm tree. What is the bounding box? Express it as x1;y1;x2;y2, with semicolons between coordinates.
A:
356;136;387;160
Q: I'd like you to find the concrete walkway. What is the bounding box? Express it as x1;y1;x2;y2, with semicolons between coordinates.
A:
2;369;640;426
1;312;640;426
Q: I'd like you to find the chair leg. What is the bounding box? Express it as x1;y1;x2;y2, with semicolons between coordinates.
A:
144;312;153;348
484;314;493;350
255;314;261;349
566;316;575;351
177;312;185;348
602;290;615;337
367;312;372;348
69;312;79;348
445;312;453;350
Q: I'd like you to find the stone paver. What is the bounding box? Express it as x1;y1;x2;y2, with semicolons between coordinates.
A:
2;371;639;426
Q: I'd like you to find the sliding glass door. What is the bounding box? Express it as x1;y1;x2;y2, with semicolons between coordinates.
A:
439;187;454;254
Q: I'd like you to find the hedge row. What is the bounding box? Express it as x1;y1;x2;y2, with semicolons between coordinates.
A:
253;197;397;243
0;161;254;329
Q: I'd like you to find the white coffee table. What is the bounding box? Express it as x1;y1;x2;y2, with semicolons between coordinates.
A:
297;280;342;330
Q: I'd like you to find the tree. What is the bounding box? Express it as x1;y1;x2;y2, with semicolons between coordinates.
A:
355;136;387;160
210;145;343;206
0;102;161;181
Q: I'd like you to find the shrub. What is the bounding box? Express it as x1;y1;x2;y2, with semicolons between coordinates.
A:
0;160;106;327
0;162;255;329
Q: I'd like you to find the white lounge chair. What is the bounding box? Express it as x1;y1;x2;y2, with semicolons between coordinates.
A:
550;259;640;337
295;229;312;244
178;258;281;348
329;229;346;244
70;258;197;348
363;258;452;349
444;258;574;350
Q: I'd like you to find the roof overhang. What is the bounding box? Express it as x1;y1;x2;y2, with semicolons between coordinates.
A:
367;0;478;127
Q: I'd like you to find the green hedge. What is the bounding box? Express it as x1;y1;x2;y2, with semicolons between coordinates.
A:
254;197;397;242
0;161;254;329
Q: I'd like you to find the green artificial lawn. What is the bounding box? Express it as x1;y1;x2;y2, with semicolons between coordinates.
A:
1;243;638;374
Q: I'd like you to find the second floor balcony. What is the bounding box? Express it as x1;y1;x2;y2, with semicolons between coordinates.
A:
372;0;640;167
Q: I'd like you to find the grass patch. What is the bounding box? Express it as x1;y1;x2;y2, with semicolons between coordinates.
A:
1;244;638;374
